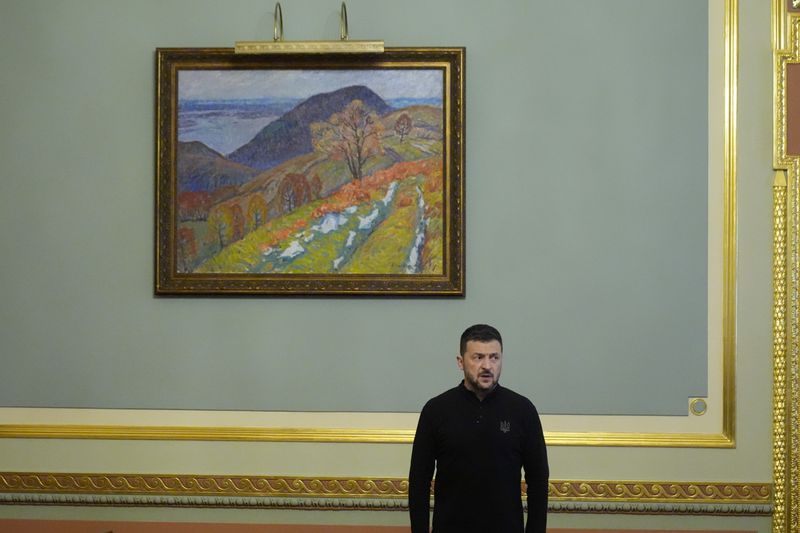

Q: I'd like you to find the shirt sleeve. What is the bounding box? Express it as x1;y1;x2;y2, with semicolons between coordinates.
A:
408;404;436;533
523;402;549;533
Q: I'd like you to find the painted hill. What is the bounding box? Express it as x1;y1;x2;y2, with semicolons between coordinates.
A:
227;85;392;171
177;141;259;192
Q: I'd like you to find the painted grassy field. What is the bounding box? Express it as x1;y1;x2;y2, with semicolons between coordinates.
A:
196;158;444;275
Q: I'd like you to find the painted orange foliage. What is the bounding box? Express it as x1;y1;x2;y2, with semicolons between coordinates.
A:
311;158;441;217
257;158;443;254
231;205;245;241
246;194;269;231
277;173;313;214
257;220;307;252
362;158;440;189
422;167;443;193
310;182;369;219
396;195;414;208
177;191;212;221
177;227;197;257
422;165;444;218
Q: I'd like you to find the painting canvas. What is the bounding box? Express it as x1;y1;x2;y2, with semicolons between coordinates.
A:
156;49;464;295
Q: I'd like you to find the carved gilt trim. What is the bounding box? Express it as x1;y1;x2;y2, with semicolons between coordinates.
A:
773;0;800;531
549;480;770;504
774;169;790;533
0;473;771;516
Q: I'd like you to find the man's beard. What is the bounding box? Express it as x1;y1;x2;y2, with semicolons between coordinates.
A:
467;373;496;391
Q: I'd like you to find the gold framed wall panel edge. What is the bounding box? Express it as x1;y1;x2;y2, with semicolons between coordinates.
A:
0;0;737;450
722;0;738;453
774;0;789;53
0;425;734;448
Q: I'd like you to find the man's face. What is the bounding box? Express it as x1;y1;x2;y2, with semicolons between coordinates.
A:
457;339;503;396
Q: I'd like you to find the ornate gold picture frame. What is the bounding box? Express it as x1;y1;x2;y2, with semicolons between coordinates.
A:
155;48;464;296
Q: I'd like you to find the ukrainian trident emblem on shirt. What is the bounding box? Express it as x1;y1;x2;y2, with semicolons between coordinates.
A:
499;420;511;433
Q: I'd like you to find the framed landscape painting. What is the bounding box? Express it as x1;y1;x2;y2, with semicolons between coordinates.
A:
155;48;464;296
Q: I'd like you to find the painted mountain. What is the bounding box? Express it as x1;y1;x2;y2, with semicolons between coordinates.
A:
227;85;392;170
177;141;259;192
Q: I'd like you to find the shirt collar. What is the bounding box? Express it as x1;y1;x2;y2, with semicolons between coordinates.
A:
458;380;501;402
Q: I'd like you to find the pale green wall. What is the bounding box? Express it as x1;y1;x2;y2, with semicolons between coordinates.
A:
0;0;774;530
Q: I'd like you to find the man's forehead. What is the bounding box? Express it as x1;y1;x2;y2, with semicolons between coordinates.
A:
465;339;502;353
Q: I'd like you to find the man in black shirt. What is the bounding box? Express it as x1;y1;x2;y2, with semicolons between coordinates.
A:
408;324;549;533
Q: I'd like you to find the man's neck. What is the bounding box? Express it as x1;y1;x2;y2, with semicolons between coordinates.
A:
463;381;497;401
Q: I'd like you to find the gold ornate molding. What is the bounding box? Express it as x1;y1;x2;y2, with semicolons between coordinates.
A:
0;472;770;507
773;169;789;533
0;473;407;499
550;481;770;504
773;1;800;531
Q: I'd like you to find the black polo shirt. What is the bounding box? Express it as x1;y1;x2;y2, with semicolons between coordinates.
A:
408;381;549;533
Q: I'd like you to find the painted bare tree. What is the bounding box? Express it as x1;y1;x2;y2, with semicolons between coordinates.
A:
312;100;384;182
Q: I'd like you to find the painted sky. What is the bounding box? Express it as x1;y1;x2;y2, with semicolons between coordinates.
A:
179;69;443;101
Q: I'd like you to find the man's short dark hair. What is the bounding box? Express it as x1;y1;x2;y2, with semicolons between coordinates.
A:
460;324;503;355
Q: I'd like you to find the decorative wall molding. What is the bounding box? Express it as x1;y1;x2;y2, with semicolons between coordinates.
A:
549;480;771;503
0;0;738;450
0;424;739;448
0;473;771;516
774;1;800;532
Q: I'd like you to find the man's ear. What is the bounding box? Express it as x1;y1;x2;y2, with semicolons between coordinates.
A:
456;354;464;370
